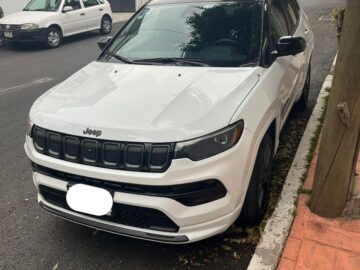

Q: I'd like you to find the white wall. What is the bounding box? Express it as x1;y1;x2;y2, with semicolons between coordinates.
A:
135;0;147;11
0;0;30;15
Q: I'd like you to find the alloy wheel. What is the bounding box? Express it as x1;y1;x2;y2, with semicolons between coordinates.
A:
102;18;111;33
48;31;60;47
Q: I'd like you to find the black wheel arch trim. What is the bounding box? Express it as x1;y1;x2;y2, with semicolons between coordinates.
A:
102;14;112;21
48;24;63;35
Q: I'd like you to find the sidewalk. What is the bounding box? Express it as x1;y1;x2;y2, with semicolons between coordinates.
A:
112;12;134;24
278;142;360;269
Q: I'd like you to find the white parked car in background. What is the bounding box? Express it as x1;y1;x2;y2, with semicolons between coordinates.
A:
25;0;314;243
0;0;112;48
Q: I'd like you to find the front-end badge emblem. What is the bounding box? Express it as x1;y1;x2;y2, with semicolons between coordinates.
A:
83;127;102;137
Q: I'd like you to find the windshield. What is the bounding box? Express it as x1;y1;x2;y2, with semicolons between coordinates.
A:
24;0;62;12
105;1;263;67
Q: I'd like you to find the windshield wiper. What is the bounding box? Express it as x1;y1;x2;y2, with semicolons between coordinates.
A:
239;62;258;68
133;58;209;67
104;50;133;64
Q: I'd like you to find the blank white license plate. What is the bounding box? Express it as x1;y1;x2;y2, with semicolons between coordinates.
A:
4;31;13;38
66;184;113;216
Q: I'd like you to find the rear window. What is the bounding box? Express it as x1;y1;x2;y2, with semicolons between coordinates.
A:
83;0;100;8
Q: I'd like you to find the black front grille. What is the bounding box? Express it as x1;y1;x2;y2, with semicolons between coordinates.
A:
32;126;174;172
0;24;20;31
39;185;180;233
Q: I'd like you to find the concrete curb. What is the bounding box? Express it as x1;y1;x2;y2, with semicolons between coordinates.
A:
247;56;337;270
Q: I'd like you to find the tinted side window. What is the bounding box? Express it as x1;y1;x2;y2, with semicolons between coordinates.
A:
269;0;289;45
283;0;300;33
83;0;100;8
64;0;82;10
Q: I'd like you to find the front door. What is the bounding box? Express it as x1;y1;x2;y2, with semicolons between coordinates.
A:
269;0;302;127
60;0;87;36
82;0;104;30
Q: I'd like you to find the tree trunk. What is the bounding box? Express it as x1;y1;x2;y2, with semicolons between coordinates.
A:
309;0;360;218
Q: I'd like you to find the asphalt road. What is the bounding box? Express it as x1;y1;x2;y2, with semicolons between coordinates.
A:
0;1;345;269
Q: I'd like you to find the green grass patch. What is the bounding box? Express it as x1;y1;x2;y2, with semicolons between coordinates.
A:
300;171;308;183
298;94;329;188
304;95;329;170
298;188;312;195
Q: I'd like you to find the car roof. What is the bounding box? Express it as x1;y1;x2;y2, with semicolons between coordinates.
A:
148;0;264;6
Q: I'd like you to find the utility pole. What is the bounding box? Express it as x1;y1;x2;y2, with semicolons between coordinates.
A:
310;0;360;218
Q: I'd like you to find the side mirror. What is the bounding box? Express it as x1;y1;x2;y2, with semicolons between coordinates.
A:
62;6;73;13
98;36;112;50
273;36;306;58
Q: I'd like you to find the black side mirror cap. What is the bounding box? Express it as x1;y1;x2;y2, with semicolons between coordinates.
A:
272;36;307;58
98;36;112;50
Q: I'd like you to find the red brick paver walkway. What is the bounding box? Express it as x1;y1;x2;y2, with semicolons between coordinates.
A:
278;147;360;270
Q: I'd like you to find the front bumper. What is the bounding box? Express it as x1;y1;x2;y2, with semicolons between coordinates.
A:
25;129;256;243
0;28;47;43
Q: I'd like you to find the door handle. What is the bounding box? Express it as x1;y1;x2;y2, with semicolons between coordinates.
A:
80;12;85;16
99;8;103;11
304;28;309;34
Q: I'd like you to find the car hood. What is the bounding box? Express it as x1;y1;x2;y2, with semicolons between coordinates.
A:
0;11;55;25
30;62;259;142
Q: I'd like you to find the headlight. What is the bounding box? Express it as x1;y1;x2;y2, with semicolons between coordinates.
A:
174;120;244;161
27;119;34;137
20;23;39;30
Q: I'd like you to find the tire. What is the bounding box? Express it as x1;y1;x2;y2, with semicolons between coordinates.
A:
45;27;62;49
100;16;112;35
295;64;311;111
237;133;274;226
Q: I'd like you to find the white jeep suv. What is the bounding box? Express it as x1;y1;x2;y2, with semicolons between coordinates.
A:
0;0;112;48
25;0;314;243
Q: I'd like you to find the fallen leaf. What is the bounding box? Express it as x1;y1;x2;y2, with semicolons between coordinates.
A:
190;260;201;266
221;244;232;251
233;251;241;260
229;238;246;244
178;255;189;265
52;263;59;270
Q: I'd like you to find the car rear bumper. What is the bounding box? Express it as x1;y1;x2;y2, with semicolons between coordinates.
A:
0;28;47;43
